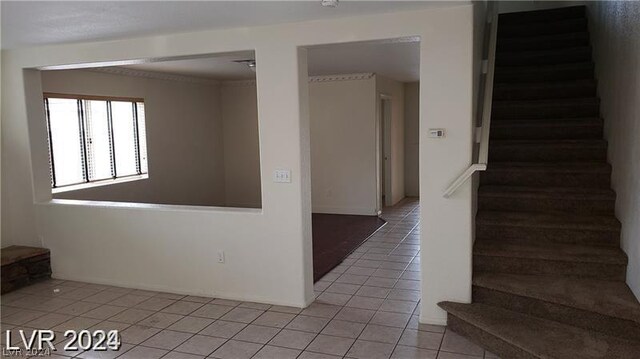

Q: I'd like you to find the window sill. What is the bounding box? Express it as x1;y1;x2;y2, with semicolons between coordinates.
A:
52;174;149;194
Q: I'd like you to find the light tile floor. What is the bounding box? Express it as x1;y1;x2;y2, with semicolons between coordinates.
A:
1;198;497;358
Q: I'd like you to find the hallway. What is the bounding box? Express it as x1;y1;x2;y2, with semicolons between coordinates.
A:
0;198;494;358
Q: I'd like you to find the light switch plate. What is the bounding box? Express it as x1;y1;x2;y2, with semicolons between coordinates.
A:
274;169;292;183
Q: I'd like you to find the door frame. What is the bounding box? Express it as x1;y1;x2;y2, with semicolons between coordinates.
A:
376;94;393;213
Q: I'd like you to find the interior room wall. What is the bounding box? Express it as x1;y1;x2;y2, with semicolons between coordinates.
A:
310;76;378;215
220;81;262;208
41;69;226;207
221;76;380;216
586;1;640;300
2;4;476;321
376;75;406;206
404;82;419;197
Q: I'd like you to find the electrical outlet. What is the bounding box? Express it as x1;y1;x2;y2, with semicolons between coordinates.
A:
217;251;225;264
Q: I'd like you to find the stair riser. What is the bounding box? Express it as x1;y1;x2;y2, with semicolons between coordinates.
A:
474;256;626;281
497;33;589;53
496;48;591;67
498;18;588;38
489;145;607;162
490;124;602;140
476;225;620;247
447;314;537;359
493;83;596;101
480;170;611;188
499;6;586;26
478;196;615;215
495;66;593;83
473;287;640;341
492;102;599;120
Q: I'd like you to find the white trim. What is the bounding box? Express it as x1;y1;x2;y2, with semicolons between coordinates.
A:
308;72;375;82
41;199;264;214
52;174;149;194
49;274;305;308
220;72;375;87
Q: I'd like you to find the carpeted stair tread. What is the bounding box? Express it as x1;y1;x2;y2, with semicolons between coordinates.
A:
497;31;589;52
489;139;607;163
481;162;612;188
473;273;640;324
496;46;591;67
498;18;588;39
438;302;640;359
486;161;611;174
474;240;627;267
498;5;586;25
479;185;615;200
490;117;603;140
477;210;620;231
495;62;594;83
492;97;599;120
493;79;596;100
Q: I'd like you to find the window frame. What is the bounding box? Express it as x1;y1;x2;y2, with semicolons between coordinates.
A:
43;93;148;191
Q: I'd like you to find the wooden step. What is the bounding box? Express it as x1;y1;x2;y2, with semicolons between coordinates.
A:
490;118;603;140
492;98;600;120
1;246;51;294
474;240;627;281
480;162;612;188
476;210;621;247
489;139;607;163
478;185;616;214
497;32;590;53
493;80;597;101
498;18;588;39
496;46;592;67
495;62;594;83
473;273;640;341
438;302;640;359
498;5;587;26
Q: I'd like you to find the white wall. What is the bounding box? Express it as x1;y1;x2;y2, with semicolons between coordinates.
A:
587;1;640;300
221;76;381;216
404;82;419;197
310;77;378;215
376;75;405;206
41;70;227;206
221;82;262;208
1;5;476;323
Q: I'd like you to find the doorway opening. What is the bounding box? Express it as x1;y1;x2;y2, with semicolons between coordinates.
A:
379;95;393;212
303;38;420;282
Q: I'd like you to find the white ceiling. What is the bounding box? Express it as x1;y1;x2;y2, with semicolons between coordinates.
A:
118;39;419;82
1;1;459;49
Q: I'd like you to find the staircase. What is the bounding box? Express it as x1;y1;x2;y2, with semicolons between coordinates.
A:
439;6;640;358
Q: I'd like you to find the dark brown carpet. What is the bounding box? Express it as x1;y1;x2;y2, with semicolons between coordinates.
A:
312;213;386;282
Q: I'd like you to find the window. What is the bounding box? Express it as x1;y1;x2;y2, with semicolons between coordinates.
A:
44;93;148;190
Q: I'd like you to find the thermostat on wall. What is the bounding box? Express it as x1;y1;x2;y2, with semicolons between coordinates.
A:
428;129;446;138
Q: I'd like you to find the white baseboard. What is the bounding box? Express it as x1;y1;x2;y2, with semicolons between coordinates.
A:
50;273;309;308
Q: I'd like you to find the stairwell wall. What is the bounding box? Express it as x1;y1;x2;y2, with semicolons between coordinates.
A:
587;1;640;300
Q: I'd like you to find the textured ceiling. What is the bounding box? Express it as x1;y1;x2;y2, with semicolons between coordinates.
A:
1;1;460;49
